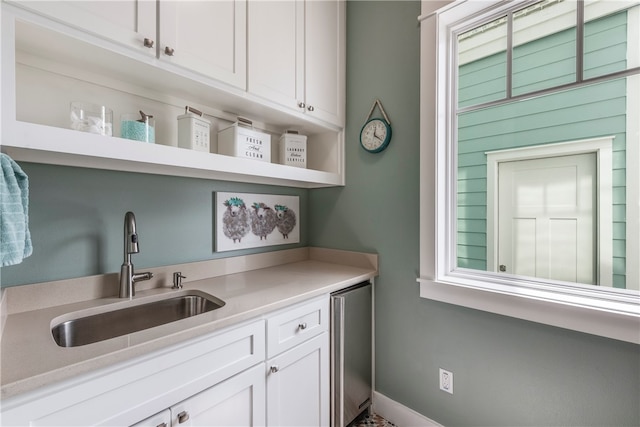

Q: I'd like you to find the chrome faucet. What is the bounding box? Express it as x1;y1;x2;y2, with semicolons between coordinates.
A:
119;211;153;298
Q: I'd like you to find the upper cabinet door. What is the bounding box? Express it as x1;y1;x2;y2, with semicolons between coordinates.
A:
247;1;304;112
6;0;157;55
248;0;345;128
304;0;345;127
159;0;247;90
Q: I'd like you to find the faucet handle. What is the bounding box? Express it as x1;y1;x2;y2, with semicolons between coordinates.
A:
173;272;187;289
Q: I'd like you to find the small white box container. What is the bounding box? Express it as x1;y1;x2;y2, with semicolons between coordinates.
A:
178;107;210;152
279;131;307;168
218;121;271;162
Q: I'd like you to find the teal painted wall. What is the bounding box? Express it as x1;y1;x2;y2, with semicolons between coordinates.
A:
0;164;308;286
457;12;629;286
309;2;639;426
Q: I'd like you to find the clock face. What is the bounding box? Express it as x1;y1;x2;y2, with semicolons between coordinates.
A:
360;118;391;153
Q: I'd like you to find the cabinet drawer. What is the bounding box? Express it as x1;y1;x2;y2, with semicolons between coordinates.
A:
266;296;328;358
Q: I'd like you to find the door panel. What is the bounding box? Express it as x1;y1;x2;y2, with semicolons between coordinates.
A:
499;153;596;283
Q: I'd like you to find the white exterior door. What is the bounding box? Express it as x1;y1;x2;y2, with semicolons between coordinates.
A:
498;153;597;284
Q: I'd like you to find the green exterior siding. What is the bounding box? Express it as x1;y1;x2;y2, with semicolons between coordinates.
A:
457;11;629;287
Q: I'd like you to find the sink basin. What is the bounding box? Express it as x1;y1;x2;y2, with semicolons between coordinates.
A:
52;291;225;347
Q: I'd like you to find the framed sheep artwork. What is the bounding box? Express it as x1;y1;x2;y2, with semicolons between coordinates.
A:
214;192;300;252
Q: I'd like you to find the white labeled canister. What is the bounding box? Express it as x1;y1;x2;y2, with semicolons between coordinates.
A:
218;118;271;162
178;106;211;152
279;131;307;168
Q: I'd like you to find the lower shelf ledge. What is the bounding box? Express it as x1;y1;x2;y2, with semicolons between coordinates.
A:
2;121;344;188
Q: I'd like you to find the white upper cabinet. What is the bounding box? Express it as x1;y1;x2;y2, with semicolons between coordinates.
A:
159;1;247;89
5;0;157;55
304;0;345;127
248;0;345;127
8;0;247;89
248;1;303;111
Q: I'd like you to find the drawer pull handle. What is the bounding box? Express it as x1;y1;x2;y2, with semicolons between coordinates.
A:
298;322;308;330
177;411;190;424
157;423;167;427
270;365;279;373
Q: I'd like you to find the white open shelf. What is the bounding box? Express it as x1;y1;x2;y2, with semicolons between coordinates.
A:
3;121;343;188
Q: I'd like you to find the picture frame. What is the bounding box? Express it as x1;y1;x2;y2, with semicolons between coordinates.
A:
214;192;300;252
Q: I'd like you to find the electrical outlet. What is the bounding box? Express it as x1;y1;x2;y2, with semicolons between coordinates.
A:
439;368;453;394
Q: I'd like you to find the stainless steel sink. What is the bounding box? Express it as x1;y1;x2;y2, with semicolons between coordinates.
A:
52;292;225;347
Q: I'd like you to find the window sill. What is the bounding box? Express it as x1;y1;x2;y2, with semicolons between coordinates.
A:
417;275;640;344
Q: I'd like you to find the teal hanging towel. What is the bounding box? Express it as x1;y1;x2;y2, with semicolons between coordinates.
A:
1;153;33;266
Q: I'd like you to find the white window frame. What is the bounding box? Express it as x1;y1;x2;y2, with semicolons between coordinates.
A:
418;0;640;344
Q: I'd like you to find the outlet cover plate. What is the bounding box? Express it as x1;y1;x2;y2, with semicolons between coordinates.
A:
439;368;453;394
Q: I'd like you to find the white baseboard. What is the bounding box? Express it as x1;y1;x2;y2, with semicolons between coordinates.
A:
372;391;444;427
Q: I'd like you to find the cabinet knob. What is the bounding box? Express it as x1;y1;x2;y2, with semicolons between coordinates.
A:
499;264;507;272
164;46;175;56
298;322;308;330
177;411;190;424
143;38;154;48
307;105;315;112
298;102;306;109
270;365;279;374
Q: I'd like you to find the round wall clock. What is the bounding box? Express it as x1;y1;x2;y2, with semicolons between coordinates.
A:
360;117;392;153
359;99;392;153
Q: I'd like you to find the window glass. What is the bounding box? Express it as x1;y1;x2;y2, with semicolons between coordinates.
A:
457;78;632;288
457;15;508;108
422;0;640;344
512;1;578;95
584;1;639;79
454;1;639;289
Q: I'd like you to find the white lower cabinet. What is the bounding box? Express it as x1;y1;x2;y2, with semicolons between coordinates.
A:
265;296;330;427
171;364;265;427
266;333;329;427
131;409;171;427
131;364;265;427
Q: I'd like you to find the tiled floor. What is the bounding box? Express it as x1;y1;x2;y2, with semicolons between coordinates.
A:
353;413;397;427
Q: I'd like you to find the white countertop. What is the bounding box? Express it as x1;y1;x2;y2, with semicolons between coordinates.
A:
0;248;377;400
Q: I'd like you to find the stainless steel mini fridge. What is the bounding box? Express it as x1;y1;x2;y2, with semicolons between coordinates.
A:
331;281;372;427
